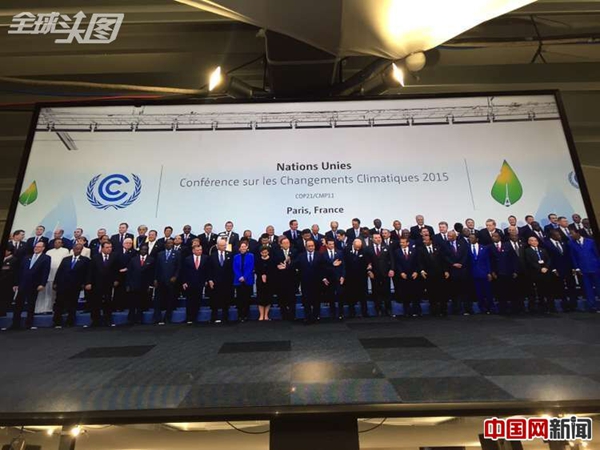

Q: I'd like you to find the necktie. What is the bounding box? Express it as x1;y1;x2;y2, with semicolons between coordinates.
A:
535;248;541;260
376;245;380;256
71;257;77;269
140;256;145;266
404;248;409;259
443;234;447;241
555;241;562;254
120;234;124;244
195;256;199;269
452;242;457;253
428;246;433;254
497;243;501;251
166;250;171;260
219;252;224;266
472;244;476;257
29;255;37;269
292;231;296;240
308;253;313;264
103;255;108;265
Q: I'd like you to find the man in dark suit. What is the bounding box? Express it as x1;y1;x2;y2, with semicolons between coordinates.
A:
478;219;504;247
335;230;350;252
506;232;530;312
390;220;402;242
181;244;209;324
110;222;134;253
26;225;49;255
582;218;594;239
199;223;218;255
569;213;588;237
47;228;72;251
367;233;395;316
179;224;196;249
443;230;472;315
490;232;519;315
410;215;434;242
369;218;383;236
274;237;297;321
569;228;600;312
418;234;449;317
146;230;161;259
156;226;174;251
294;239;321;323
464;218;480;238
530;221;547;246
253;234;273;258
53;243;89;327
114;238;137;311
395;236;421;316
283;219;302;247
8;230;27;262
325;221;340;241
207;239;234;323
1;247;18;317
85;241;119;327
218;221;239;253
240;230;259;254
346;218;362;242
381;229;395;251
319;238;345;320
125;245;154;325
11;241;51;330
543;213;559;236
265;225;279;247
89;228;108;257
525;236;554;313
433;221;450;248
360;227;372;248
519;215;536;241
556;217;572;242
468;234;494;314
344;238;369;318
310;224;325;251
133;224;148;251
545;230;577;312
503;215;518;237
153;239;180;324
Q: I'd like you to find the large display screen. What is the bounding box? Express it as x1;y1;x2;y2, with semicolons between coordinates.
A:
1;93;596;418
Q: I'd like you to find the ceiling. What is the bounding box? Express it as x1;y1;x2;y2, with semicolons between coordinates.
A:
0;0;599;227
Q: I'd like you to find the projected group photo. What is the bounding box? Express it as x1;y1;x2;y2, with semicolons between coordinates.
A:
3;94;599;331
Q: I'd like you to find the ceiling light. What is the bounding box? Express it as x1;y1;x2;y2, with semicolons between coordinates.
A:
70;426;81;437
208;66;222;92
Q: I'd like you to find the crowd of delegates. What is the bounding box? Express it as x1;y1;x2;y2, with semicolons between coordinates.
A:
1;212;599;330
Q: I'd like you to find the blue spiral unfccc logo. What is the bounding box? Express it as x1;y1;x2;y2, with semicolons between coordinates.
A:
87;173;142;210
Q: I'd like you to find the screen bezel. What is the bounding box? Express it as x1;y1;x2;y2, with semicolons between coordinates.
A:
1;90;599;424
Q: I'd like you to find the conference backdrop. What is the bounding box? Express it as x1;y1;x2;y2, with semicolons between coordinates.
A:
11;94;589;237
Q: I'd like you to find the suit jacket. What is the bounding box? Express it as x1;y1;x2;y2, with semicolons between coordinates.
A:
390;229;402;242
273;247;296;288
133;234;148;250
325;230;339;241
26;236;49;254
294;251;321;295
519;224;534;240
48;238;72;251
478;229;504;247
335;237;350;252
544;223;560;236
320;249;345;282
468;244;492;279
556;227;571;243
181;254;209;290
361;235;373;248
433;233;449;248
126;255;155;291
569;238;600;274
179;233;197;247
16;253;51;290
418;245;446;278
442;240;469;279
7;241;27;262
208;250;233;285
199;233;218;254
54;255;90;292
233;252;255;286
506;240;527;274
345;227;362;241
410;225;435;241
545;239;572;277
110;233;134;252
89;238;104;257
394;246;420;276
86;253;119;291
367;244;394;277
154;249;180;284
490;242;517;276
146;240;161;259
311;233;325;250
369;227;383;236
344;249;368;284
569;223;589;238
525;246;552;278
218;232;240;251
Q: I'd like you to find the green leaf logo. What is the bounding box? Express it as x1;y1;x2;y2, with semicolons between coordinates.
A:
18;181;38;206
491;160;523;207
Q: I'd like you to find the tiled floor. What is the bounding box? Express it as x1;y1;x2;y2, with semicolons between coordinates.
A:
0;313;599;413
